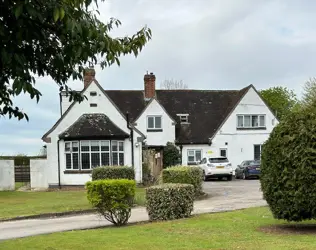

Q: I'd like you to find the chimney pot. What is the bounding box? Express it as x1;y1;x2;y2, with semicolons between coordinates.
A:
144;72;156;99
83;67;96;88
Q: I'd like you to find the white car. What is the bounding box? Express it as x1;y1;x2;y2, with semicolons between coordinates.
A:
198;156;233;181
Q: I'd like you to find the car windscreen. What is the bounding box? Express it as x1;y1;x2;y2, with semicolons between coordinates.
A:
209;157;228;163
249;160;260;165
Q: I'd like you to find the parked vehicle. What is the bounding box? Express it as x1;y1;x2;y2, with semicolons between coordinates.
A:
235;160;261;179
198;156;233;181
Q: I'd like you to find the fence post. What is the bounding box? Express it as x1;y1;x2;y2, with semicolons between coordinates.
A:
0;160;15;190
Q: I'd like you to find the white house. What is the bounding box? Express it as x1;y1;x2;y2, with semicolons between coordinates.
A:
42;68;278;187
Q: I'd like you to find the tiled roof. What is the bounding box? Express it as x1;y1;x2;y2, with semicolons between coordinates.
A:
59;113;129;140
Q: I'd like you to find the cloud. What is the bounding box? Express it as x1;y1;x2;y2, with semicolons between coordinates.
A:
1;0;315;154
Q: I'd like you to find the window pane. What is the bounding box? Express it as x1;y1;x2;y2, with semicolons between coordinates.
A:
195;150;202;161
237;116;243;127
244;115;251;127
252;116;258;127
119;153;124;166
112;141;118;151
112;153;118;165
91;141;100;152
147;116;154;129
259;115;265;127
81;153;90;169
72;142;79;152
91;153;100;168
188;150;194;156
101;141;109;151
188;156;195;162
254;145;261;160
66;154;72;169
65;142;71;152
101;153;110;166
81;141;90;152
220;149;227;157
155;117;162;128
118;142;124;151
73;153;79;169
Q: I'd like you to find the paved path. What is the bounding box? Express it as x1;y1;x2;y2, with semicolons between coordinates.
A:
0;180;266;241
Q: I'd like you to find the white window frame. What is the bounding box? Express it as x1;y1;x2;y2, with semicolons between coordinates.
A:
111;141;125;166
65;140;125;170
237;115;266;128
177;114;189;124
147;115;162;130
187;149;202;165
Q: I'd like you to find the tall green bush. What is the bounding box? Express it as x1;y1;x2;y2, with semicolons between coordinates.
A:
86;179;136;226
162;166;203;196
146;183;194;221
163;142;181;168
260;105;316;222
92;166;134;180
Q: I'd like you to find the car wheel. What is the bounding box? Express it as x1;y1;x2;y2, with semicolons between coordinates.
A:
242;172;247;180
203;171;207;182
227;175;233;181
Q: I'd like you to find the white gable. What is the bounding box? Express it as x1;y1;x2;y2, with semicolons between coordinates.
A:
47;81;129;139
135;99;175;146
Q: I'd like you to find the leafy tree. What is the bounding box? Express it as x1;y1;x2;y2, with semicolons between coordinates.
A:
260;87;298;120
160;79;188;90
260;104;316;222
1;0;151;120
163;142;181;168
302;77;316;108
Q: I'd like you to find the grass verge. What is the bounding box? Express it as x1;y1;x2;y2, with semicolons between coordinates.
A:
2;207;316;249
0;188;145;220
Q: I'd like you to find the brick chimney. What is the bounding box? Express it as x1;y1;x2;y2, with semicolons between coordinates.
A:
83;67;96;88
144;72;156;99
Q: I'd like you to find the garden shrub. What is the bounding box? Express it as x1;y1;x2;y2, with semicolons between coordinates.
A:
86;179;136;226
162;166;203;196
92;166;134;180
142;162;155;186
146;183;194;221
163;142;181;168
260;104;316;222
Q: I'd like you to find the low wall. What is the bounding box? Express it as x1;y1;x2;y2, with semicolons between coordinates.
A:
30;159;49;190
0;160;15;190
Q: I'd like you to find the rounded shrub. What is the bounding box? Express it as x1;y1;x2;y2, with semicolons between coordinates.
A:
260;106;316;222
86;179;136;226
146;183;194;221
162;166;203;196
92;166;134;180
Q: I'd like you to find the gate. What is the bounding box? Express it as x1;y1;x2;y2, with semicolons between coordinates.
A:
14;165;30;182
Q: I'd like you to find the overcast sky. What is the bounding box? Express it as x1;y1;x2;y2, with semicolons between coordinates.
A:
1;0;315;155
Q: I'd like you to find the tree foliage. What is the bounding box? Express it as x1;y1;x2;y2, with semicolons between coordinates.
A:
163;142;181;168
260;86;298;120
160;79;188;90
302;77;316;108
1;0;151;120
260;104;316;222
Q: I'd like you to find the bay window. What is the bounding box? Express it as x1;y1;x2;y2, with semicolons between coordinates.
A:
65;140;124;170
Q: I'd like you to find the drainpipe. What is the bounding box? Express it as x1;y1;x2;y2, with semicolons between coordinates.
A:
126;112;134;167
57;139;61;189
59;92;62;117
179;145;183;165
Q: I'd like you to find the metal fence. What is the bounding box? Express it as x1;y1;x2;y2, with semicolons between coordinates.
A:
14;165;30;182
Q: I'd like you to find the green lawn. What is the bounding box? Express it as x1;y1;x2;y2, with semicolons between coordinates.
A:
2;207;316;249
0;188;145;219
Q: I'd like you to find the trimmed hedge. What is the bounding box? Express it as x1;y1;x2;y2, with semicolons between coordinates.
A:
146;183;194;221
86;179;136;226
260;105;316;222
162;166;203;196
92;166;135;180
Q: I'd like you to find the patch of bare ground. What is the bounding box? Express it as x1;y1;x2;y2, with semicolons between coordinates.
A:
259;224;316;235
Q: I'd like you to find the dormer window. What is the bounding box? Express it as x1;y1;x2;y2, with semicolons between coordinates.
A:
177;114;189;124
